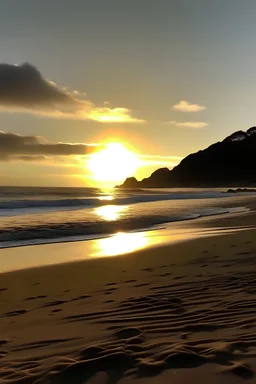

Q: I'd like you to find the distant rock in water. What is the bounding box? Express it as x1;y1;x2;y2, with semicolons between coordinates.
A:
226;188;256;193
118;127;256;188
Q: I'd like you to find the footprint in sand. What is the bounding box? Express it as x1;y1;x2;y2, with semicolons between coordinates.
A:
71;294;90;301
159;273;172;277
51;308;63;313
97;287;117;296
173;276;185;280
24;295;47;301
24;296;37;301
133;283;149;288
2;309;28;318
124;279;137;284
42;300;67;308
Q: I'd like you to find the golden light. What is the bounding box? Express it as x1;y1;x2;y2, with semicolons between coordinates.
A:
95;205;128;221
88;107;145;123
87;143;140;184
94;231;148;257
97;196;114;201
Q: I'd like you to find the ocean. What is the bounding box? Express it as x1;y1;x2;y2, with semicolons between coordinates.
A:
0;186;255;249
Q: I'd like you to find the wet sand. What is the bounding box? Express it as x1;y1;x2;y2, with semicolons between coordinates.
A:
0;212;255;383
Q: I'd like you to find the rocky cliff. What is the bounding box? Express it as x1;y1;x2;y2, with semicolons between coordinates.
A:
118;127;256;188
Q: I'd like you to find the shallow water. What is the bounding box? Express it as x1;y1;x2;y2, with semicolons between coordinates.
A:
0;186;255;248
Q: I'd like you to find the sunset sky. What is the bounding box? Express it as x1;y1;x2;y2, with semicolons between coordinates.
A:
1;0;256;187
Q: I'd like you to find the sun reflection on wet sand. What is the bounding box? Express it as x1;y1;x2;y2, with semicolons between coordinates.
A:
93;231;148;256
95;205;128;221
0;225;254;273
91;225;253;259
92;229;195;258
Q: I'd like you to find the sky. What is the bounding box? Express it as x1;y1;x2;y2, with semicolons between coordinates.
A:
0;0;256;187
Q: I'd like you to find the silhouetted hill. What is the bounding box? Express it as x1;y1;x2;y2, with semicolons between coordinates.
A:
118;127;256;188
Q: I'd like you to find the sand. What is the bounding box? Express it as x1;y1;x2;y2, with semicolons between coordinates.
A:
0;213;256;383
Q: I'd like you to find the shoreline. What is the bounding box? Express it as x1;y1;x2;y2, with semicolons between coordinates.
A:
0;193;255;251
0;211;255;383
0;209;255;274
0;204;250;251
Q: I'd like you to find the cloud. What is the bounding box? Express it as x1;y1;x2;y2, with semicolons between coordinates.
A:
140;154;183;167
167;120;208;128
0;131;184;174
87;108;141;123
0;131;101;161
172;100;206;112
0;63;145;123
12;155;49;162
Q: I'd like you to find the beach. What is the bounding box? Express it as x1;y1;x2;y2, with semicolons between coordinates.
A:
0;209;255;383
1;1;256;382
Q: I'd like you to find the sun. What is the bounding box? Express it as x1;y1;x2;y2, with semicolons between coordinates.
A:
87;143;140;184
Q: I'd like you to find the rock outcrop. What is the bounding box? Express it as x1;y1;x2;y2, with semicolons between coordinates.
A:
118;127;256;188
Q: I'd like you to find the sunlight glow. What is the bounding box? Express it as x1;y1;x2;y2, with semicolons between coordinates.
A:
94;231;148;256
87;143;140;184
97;196;114;201
95;205;128;221
88;107;145;123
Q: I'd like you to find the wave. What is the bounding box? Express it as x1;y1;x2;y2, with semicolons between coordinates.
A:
0;206;248;248
0;191;236;216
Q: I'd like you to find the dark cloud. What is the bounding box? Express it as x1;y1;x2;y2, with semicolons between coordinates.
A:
0;63;75;108
10;155;49;162
0;131;97;161
0;63;144;123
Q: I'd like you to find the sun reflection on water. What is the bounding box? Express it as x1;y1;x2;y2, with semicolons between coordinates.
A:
94;231;148;257
97;196;114;201
95;205;128;221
